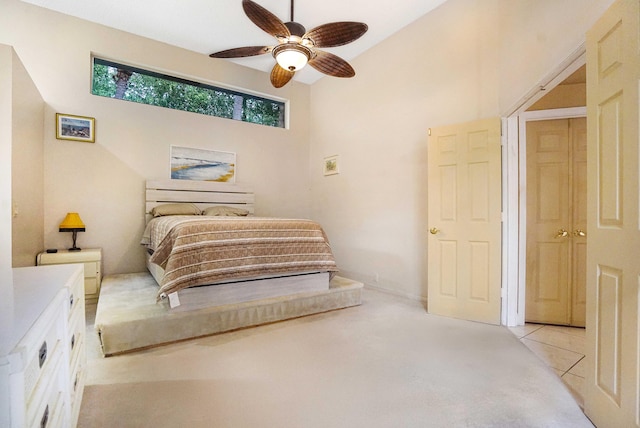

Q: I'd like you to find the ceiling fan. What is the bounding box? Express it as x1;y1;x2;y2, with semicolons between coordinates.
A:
210;0;368;88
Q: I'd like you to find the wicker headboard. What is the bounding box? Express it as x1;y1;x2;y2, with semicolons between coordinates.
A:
145;180;255;215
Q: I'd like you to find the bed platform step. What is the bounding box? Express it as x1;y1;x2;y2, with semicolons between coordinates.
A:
95;273;363;356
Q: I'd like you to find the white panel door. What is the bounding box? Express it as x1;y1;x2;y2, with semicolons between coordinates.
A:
585;0;640;426
427;118;502;325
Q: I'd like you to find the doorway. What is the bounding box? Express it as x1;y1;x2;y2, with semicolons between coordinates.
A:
502;54;586;327
524;116;586;327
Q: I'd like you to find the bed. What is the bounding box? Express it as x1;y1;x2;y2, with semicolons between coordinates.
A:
142;179;339;311
94;179;362;356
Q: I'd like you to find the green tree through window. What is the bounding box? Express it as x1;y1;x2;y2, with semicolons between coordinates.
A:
91;58;286;128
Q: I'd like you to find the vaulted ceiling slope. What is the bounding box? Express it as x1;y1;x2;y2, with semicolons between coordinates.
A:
20;0;448;84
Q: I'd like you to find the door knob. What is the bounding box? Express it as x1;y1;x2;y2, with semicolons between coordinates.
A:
555;229;569;238
429;227;439;235
574;229;586;237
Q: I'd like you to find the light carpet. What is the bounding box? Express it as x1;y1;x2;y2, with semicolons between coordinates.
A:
79;287;593;428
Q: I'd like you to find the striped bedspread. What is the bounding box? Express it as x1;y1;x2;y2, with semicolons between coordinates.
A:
143;216;338;299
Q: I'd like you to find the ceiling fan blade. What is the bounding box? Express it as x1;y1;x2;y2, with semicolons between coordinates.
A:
210;46;273;58
304;22;368;48
308;50;355;78
242;0;290;39
270;64;295;88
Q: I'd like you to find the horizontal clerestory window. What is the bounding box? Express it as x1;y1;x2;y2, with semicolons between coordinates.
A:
91;57;286;128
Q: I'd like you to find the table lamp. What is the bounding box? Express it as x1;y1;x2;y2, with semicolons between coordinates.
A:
59;212;85;251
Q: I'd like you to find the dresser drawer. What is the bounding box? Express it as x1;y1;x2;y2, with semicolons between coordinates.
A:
68;308;84;363
82;261;99;279
46;394;67;428
29;390;65;428
84;277;98;296
20;302;66;404
69;354;85;427
26;348;65;428
68;274;84;317
69;345;84;397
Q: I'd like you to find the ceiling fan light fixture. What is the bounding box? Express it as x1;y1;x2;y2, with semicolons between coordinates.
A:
273;43;311;71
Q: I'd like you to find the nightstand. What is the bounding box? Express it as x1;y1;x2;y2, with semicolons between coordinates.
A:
37;248;102;302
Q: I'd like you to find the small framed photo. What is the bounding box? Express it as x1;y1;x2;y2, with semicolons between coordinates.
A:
323;155;339;176
56;113;95;143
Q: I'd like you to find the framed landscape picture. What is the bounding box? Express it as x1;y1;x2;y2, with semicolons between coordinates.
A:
171;146;236;183
56;113;95;143
324;155;339;176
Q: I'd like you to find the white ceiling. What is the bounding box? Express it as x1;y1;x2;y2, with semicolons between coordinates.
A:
21;0;448;84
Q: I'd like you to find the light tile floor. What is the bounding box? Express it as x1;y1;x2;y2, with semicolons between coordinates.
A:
508;323;586;408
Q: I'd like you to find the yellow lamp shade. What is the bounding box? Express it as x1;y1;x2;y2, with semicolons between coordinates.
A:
59;212;85;231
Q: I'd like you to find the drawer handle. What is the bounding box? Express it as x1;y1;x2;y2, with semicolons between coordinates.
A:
38;341;47;368
69;293;74;308
40;404;49;428
71;334;76;350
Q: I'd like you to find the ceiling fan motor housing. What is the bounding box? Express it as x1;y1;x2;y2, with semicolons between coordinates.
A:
284;21;306;37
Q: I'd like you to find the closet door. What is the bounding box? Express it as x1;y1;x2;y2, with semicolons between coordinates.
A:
525;117;586;326
525;119;571;325
570;117;587;326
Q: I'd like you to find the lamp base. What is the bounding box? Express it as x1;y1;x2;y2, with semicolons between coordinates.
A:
69;229;82;252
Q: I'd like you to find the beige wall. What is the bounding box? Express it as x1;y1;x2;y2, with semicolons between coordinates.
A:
0;45;15;355
309;0;500;299
1;43;43;354
498;0;613;112
11;47;44;267
309;0;613;300
527;83;586;111
0;0;312;275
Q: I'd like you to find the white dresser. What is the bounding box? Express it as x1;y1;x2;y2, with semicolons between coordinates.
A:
2;264;86;428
